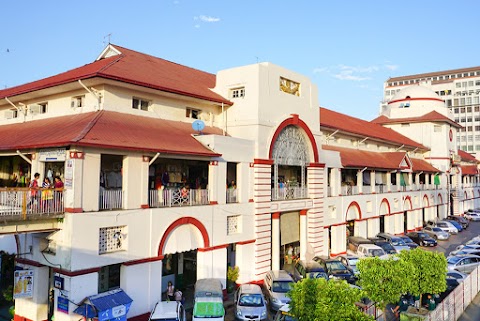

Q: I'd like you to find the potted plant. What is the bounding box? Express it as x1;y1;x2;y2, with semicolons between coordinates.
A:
227;266;239;293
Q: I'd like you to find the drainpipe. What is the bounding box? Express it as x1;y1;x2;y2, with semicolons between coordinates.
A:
149;153;160;166
78;80;102;111
16;150;32;165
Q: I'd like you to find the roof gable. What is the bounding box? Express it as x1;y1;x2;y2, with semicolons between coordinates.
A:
371;110;461;128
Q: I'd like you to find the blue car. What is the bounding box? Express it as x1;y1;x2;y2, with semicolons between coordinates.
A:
446;220;463;232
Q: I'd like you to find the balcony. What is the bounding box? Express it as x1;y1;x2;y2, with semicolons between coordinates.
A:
0;188;64;221
99;188;123;210
149;188;209;208
271;186;308;201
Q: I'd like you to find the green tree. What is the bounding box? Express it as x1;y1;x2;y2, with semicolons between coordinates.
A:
398;248;447;304
357;256;414;316
288;278;374;321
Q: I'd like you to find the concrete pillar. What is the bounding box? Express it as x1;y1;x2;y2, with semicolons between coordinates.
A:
64;154;84;213
370;171;375;194
197;247;227;289
307;164;326;257
208;161;227;205
396;172;401;192
122;155;144;209
236;241;255;284
237;162;250;203
14;266;49;321
121;260;162;318
330;224;346;256
367;218;379;238
82;151;100;212
408;173;413;191
299;210;307;260
271;213;280;271
387;172;392;192
355;220;367;238
356;170;363;194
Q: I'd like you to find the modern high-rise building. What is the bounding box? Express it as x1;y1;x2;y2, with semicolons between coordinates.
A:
382;66;480;156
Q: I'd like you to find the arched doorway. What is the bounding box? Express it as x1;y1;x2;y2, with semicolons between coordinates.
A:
346;202;362;237
378;199;390;234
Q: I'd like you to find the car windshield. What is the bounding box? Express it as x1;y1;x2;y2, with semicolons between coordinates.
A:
447;257;462;265
437;223;446;227
307;272;328;279
272;281;293;293
401;237;413;243
432;227;443;232
377;243;396;253
370;249;385;257
391;238;407;246
348;258;359;266
239;294;264;307
417;233;429;238
326;261;348;272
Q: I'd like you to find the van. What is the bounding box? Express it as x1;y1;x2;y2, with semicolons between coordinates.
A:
149;301;186;321
263;270;294;311
192;278;225;321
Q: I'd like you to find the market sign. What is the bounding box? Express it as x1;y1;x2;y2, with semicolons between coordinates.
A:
13;270;34;299
39;148;66;162
57;295;69;314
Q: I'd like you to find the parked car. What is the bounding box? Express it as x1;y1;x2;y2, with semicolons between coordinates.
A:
449;248;480;257
433;221;459;234
356;244;386;258
447;255;480;273
273;305;296;321
234;284;268;321
313;256;356;284
406;231;437;247
376;233;411;252
399;235;419;249
447;215;469;229
292;260;328;282
464;211;480;221
263;270;294;311
369;238;397;255
446;271;468;282
149;301;186;321
423;226;449;240
445;220;463;232
455;244;480;251
335;254;360;275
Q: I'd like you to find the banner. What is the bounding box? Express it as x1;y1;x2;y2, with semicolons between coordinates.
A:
13;270;34;299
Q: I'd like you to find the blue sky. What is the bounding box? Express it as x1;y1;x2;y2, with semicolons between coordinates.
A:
1;0;479;120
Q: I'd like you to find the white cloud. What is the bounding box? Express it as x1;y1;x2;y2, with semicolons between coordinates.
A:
313;67;329;74
384;64;399;71
313;63;397;81
334;72;370;81
339;65;379;73
194;24;200;29
198;15;220;22
173;0;179;4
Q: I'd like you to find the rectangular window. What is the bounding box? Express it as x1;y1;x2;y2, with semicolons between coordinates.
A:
71;96;85;108
186;107;200;119
475;105;480;112
469;81;474;86
231;87;245;98
401;123;410;127
29;103;47;114
468;145;474;151
454;108;459;113
4;109;18;119
461;99;466;106
132;97;150;111
467;126;473;131
98;264;121;293
467;117;472;122
456;83;462;88
468;135;473;141
476;80;480;86
475;97;479;105
467;98;472;105
476;145;480;151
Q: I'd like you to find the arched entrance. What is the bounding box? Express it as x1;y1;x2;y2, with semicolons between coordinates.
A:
346;202;363;238
403;197;413;233
379;199;390;234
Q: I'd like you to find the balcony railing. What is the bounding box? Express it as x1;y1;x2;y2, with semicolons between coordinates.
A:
226;188;237;203
149;188;209;208
99;188;123;210
271;186;308;201
0;188;64;220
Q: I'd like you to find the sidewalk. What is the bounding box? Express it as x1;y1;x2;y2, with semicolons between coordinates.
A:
458;291;480;321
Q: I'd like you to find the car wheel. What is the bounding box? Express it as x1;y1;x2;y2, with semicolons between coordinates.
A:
433;235;438;240
421;241;425;246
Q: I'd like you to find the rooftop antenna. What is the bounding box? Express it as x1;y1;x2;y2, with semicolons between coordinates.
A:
103;33;112;46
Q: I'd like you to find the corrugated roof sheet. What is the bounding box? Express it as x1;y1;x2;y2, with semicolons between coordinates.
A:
0;44;231;106
371;111;461;128
319;107;427;150
0;111;222;157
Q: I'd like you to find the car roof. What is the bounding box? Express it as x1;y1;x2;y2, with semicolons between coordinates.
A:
267;270;293;281
150;301;181;320
238;283;262;294
298;260;326;271
360;244;383;249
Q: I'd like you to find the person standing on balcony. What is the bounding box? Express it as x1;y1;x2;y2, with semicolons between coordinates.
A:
53;176;64;210
28;173;40;210
41;177;53;212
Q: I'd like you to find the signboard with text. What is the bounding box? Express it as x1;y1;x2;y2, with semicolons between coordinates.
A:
39;148;66;162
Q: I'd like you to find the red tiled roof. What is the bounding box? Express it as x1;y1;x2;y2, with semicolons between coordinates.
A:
371;111;461;128
460;165;478;175
409;158;441;173
0;111;222;157
319;108;427;150
458;149;479;163
0;44;232;106
322;145;439;172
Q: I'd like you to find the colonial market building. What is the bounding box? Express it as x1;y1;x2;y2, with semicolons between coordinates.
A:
0;44;478;321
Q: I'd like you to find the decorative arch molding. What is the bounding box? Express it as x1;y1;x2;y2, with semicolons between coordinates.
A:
403;196;413;210
346;201;362;221
438;193;443;204
379;198;391;215
158;217;210;257
268;114;319;163
422;195;429;207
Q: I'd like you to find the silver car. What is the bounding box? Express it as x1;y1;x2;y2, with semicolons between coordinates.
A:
263;270;294;311
234;284;268;321
447;255;480;274
423;226;449;240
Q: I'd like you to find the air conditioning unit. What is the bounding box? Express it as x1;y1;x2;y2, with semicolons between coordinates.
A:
4;110;16;119
29;104;43;114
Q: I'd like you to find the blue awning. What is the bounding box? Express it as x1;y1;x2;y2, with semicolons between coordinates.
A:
74;288;133;321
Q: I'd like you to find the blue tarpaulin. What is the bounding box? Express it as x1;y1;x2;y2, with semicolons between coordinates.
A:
74;288;133;321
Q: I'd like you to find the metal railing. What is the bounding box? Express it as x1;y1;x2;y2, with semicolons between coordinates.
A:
271;186;308;201
149;188;209;208
99;188;123;210
226;188;237;203
0;187;64;220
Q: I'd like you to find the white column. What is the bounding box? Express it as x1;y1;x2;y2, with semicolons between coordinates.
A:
271;213;280;270
236;241;256;284
387;172;392;192
307;164;326;257
208;161;227;205
14;266;49;321
82;151;100;212
300;210;307;260
64;154;84;212
237;162;250;203
330;224;346;256
396;172;401;192
197;247;227;289
356;170;363;194
408;173;413;191
355;220;367;238
122;155;144;209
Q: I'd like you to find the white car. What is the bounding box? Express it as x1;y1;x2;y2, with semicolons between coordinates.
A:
149;301;186;321
465;212;480;221
455;244;480;251
447;271;468;282
435;221;458;234
447;255;480;274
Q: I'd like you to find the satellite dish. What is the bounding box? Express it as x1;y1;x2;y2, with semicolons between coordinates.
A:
192;119;205;133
